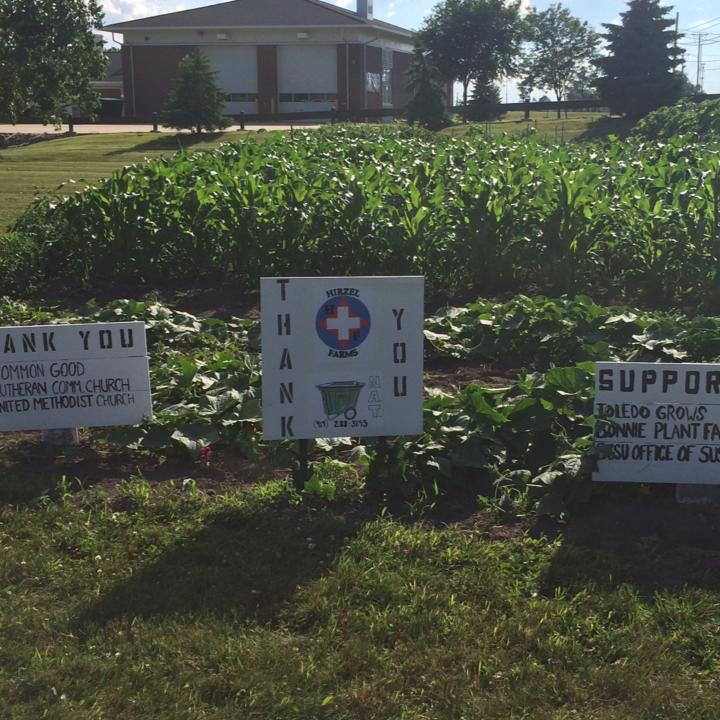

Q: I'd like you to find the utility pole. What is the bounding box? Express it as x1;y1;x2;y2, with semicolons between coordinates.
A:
696;32;704;91
675;13;684;75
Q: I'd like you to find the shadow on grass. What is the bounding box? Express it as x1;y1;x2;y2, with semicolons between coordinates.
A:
106;131;242;156
76;502;359;629
539;493;720;596
578;116;636;141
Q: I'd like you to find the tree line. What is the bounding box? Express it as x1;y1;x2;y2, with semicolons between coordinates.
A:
410;0;691;129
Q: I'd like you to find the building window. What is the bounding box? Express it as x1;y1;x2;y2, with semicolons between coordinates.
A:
279;93;338;103
366;72;381;93
225;93;258;102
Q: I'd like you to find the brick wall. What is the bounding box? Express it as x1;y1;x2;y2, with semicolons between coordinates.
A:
365;45;382;111
392;51;411;109
125;45;195;118
337;44;348;111
257;45;278;114
347;44;364;113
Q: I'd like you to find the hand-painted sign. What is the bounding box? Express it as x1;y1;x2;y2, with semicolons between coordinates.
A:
0;322;152;431
261;277;424;440
593;362;720;484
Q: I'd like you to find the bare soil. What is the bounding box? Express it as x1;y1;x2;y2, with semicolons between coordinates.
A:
0;430;282;505
425;362;518;392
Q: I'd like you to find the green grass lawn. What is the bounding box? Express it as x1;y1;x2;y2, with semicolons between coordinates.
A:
443;111;635;143
0;132;255;230
2;474;720;719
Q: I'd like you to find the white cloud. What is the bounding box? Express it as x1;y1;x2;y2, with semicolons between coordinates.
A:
100;0;121;14
102;0;165;21
334;0;354;8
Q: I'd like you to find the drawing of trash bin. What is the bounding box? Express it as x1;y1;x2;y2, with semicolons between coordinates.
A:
317;381;365;420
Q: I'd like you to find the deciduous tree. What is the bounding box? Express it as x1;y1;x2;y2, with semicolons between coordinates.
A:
520;4;600;118
418;0;523;109
0;0;106;123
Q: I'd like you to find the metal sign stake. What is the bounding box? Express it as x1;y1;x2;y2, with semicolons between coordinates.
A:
293;439;312;490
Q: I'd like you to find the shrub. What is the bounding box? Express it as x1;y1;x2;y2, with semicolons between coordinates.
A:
0;232;41;295
632;98;720;142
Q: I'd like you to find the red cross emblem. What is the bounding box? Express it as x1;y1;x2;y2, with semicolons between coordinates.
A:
318;298;371;349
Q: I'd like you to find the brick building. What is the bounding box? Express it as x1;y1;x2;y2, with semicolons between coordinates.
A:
104;0;424;119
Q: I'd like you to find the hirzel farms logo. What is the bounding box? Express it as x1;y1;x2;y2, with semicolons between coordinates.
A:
315;288;371;358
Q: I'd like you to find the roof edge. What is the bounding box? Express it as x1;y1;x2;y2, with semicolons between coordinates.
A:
102;0;412;36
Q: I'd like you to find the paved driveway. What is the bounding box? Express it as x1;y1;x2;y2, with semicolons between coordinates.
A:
0;123;321;134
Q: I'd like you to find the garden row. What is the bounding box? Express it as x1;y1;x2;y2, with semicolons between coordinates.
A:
6;294;720;514
2;123;720;306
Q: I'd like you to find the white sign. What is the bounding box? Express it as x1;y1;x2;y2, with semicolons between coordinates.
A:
0;322;152;431
261;276;424;440
593;362;720;484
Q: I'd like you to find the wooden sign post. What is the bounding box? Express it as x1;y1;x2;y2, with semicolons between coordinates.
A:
261;276;424;485
593;362;720;501
0;322;152;440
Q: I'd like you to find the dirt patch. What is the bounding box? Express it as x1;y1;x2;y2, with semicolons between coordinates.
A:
32;280;260;321
0;430;282;505
425;361;519;392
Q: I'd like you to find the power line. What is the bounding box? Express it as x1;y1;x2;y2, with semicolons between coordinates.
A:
681;15;720;32
680;32;720;42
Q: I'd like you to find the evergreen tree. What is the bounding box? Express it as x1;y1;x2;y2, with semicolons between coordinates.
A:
162;50;229;134
465;79;503;121
405;48;450;130
594;0;685;119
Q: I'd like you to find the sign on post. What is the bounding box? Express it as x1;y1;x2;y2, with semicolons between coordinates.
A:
593;362;720;484
0;322;152;432
261;276;424;440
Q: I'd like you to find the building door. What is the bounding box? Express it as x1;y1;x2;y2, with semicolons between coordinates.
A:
277;45;338;113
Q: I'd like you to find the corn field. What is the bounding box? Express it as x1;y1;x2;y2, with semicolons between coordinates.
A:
9;124;720;305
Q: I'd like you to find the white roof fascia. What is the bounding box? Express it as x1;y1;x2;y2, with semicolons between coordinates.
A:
105;23;412;37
